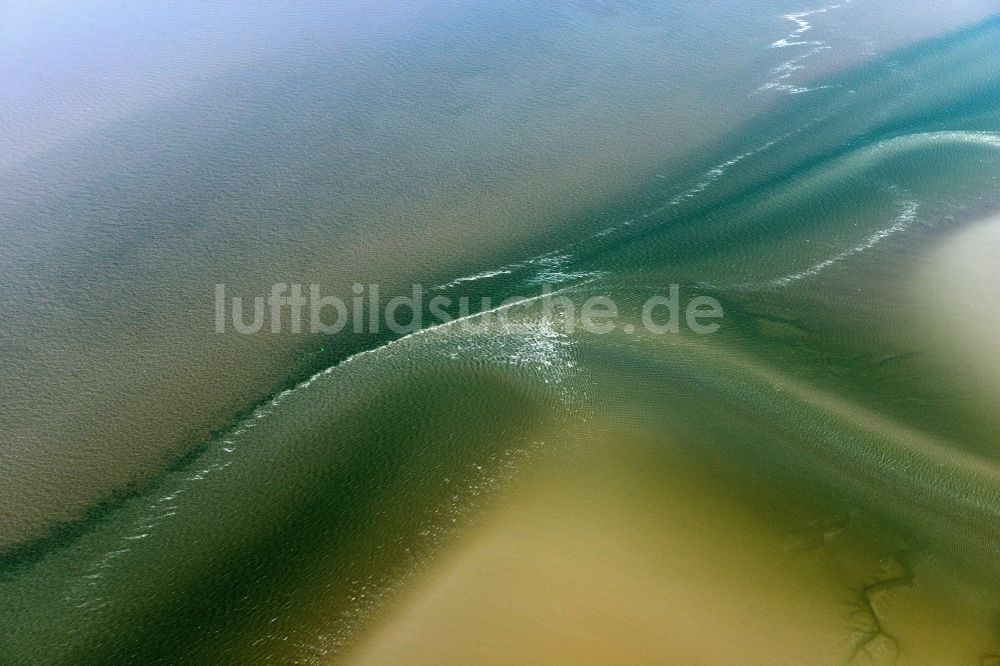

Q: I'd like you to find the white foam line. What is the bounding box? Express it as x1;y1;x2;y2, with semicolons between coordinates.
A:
758;45;833;94
68;278;596;605
873;130;1000;152
435;245;605;297
770;37;823;48
435;268;514;290
761;3;849;93
668;136;789;207
723;130;1000;291
434;128;793;289
528;131;791;255
780;3;843;39
315;279;593;371
187;276;598;446
764;201;919;288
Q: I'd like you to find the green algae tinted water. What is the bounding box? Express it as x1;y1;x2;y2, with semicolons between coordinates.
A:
2;2;1000;664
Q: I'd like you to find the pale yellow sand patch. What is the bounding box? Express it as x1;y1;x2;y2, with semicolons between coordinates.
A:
914;214;1000;422
346;434;867;666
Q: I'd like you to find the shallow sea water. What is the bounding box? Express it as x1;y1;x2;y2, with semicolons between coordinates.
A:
2;2;1000;664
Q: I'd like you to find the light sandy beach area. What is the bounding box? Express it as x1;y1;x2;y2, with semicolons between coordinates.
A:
345;424;998;666
915;214;1000;406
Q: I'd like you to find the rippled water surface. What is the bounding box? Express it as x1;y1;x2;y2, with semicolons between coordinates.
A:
2;2;1000;664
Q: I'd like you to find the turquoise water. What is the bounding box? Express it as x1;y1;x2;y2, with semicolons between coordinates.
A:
2;3;1000;663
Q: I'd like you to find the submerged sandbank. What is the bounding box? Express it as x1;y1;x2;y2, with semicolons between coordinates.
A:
345;424;998;665
915;214;1000;408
